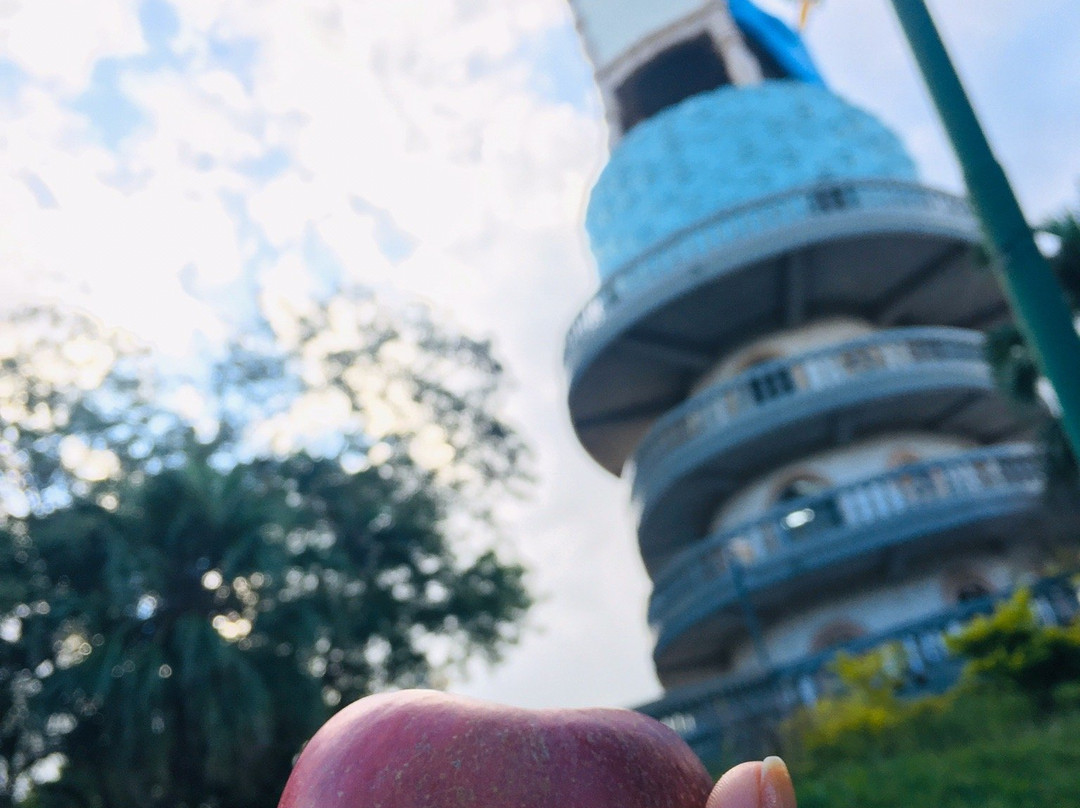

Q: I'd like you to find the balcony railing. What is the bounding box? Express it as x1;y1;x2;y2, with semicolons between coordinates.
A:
639;578;1080;765
649;444;1045;635
628;327;987;501
565;179;974;374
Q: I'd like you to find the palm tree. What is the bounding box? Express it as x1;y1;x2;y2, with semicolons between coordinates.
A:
3;452;529;807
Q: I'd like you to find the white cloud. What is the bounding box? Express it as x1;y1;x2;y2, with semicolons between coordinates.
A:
0;0;144;91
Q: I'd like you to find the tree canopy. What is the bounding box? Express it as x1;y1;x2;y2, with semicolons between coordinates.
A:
0;290;533;807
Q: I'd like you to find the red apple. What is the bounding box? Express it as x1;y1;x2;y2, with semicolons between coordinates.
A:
278;689;713;808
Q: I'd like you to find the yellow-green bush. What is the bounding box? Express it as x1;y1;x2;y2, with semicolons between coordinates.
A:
791;694;1080;808
783;589;1080;808
782;644;953;764
946;588;1080;707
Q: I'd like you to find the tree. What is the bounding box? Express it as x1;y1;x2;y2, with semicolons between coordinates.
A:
984;210;1080;497
0;305;184;520
0;289;533;807
0;291;530;524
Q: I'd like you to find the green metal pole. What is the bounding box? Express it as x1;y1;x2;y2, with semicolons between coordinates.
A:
887;0;1080;463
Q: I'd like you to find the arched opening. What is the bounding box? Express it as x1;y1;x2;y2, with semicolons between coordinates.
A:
692;347;786;396
810;618;867;653
955;581;992;602
773;471;831;504
887;449;922;469
614;34;731;133
941;564;994;604
772;471;842;537
737;349;794;404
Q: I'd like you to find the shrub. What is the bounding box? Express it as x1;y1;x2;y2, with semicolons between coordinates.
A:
783;644;952;765
784;588;1080;808
946;588;1080;707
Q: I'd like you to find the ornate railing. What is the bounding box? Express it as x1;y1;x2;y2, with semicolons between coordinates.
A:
627;327;987;497
565;179;974;373
639;577;1080;764
649;444;1044;631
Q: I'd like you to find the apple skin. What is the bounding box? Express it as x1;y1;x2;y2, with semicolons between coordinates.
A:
278;689;713;808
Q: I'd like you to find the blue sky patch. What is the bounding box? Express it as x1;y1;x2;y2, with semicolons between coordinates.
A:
464;22;597;114
350;196;418;264
173;190;278;325
71;59;150;149
208;35;260;92
303;225;347;296
139;0;180;50
219;189;276;270
0;59;26;102
517;24;598;114
19;171;59;209
236;147;291;182
68;0;186;150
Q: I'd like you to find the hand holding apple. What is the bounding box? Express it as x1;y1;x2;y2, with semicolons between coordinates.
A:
278;689;715;808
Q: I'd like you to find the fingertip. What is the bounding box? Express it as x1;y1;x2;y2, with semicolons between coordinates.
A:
705;761;762;808
760;756;796;808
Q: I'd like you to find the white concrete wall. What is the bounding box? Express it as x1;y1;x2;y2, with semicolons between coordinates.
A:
570;0;712;71
570;0;763;141
691;317;876;395
725;553;1035;673
710;431;979;532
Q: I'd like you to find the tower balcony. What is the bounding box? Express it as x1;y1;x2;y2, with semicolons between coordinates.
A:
648;443;1046;681
638;577;1080;766
565;178;1007;475
631;326;1025;574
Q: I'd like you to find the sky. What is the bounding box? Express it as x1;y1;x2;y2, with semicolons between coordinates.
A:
1;0;1078;711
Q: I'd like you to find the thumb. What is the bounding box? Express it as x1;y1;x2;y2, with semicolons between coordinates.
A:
705;757;797;808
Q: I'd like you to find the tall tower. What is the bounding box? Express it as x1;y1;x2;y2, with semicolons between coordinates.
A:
564;0;1077;764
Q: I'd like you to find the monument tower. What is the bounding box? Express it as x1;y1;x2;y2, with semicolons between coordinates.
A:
563;0;1076;763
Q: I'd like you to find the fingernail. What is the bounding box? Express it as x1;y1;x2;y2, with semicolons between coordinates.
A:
760;756;796;808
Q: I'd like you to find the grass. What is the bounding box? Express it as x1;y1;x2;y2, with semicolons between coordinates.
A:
788;687;1080;808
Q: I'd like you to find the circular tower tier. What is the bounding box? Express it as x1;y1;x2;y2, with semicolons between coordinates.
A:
566;83;1008;475
637;574;1080;762
630;325;1030;575
646;441;1065;686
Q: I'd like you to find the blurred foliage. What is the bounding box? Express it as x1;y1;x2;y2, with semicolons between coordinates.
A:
946;587;1080;708
791;686;1080;808
0;291;533;807
783;644;952;766
0;291;531;525
984;210;1080;496
785;589;1080;808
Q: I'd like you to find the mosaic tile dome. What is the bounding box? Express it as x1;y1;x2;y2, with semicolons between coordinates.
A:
585;81;918;278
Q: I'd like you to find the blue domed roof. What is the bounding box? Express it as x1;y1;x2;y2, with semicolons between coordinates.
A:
585;81;918;279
